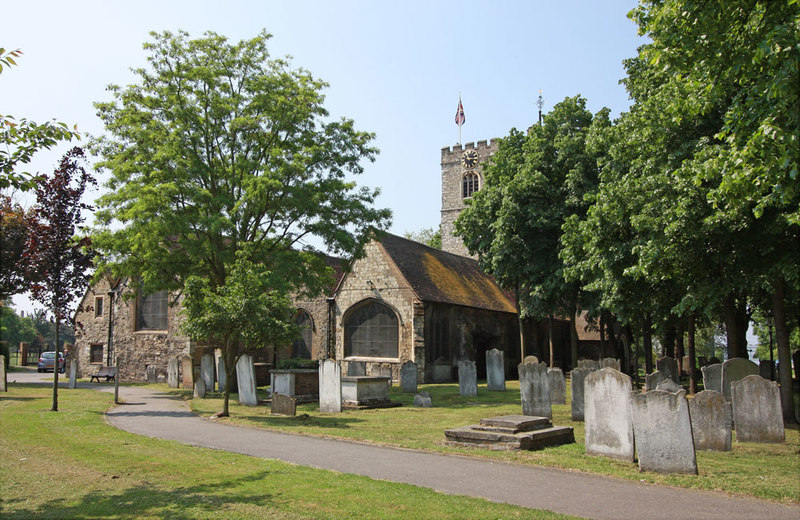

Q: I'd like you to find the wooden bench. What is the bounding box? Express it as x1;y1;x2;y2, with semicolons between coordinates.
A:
90;366;117;383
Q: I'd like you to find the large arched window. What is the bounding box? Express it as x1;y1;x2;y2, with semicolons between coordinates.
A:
136;290;168;331
344;300;398;358
462;172;480;198
291;310;313;359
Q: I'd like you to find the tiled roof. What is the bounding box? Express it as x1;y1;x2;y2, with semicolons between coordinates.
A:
378;233;517;314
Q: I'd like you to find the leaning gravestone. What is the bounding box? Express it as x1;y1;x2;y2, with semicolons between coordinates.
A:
656;356;680;384
68;358;78;389
518;361;551;419
688;390;731;451
319;359;342;413
400;360;418;393
194;378;206;398
458;360;478;397
601;358;620;371
181;355;194;389
236;354;258;406
645;370;668;391
0;354;6;392
167;357;179;388
731;375;784;443
701;363;722;394
201;353;215;392
570;367;591;421
486;348;506;391
271;393;297;416
548;367;566;405
347;360;366;377
584;368;634;462
631;390;697;474
655;379;683;393
414;391;433;408
721;357;758;401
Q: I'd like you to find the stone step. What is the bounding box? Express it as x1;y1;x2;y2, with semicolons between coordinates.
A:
444;424;574;451
474;415;552;433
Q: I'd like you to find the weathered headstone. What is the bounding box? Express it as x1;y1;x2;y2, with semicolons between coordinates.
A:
518;361;551;419
721;357;758;401
570;367;591;421
458;360;477;397
584;368;634;462
601;357;620;371
271;393;297;416
347;360;366;377
758;360;774;380
201;353;215;392
370;364;393;386
167;357;179;388
486;348;505;392
645;370;668;391
0;354;6;392
181;354;193;389
145;365;158;383
701;363;722;394
688;390;731;451
414;391;433;408
656;356;679;384
400;360;418;393
319;359;342;413
68;358;78;389
655;379;683;393
578;359;600;371
731;375;784;443
548;367;566;405
631;390;697;474
194;378;206;398
523;355;539;365
682;355;692;375
235;354;258;406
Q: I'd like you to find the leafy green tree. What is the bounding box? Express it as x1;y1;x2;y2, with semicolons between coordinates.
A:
91;30;390;416
0;196;30;300
0;305;38;349
403;227;441;249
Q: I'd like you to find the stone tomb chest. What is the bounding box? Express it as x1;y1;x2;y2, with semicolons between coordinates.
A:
270;369;319;403
341;376;401;409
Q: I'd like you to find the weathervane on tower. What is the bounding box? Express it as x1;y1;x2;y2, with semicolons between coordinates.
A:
537;89;544;126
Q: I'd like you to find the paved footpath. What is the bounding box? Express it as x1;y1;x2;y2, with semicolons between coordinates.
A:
11;371;800;520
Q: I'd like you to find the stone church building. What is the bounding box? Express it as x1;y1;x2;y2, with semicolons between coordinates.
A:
73;138;598;383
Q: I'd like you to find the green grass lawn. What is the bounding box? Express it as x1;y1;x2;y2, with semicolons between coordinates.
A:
0;385;574;520
184;380;800;504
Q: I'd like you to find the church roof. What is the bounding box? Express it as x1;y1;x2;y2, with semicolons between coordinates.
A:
377;232;517;314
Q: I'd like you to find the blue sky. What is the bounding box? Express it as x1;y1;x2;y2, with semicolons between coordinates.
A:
4;0;644;314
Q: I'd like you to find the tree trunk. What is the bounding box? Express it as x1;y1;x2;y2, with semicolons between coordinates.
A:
724;295;749;359
643;317;653;375
687;314;697;395
51;313;60;412
772;276;794;422
220;340;237;418
548;315;555;368
517;282;525;361
663;327;676;358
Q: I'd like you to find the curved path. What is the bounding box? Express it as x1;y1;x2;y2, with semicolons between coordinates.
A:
10;370;800;520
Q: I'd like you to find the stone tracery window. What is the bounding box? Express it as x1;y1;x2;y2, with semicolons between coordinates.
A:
344;300;398;359
462;172;480;198
135;290;168;331
292;310;313;359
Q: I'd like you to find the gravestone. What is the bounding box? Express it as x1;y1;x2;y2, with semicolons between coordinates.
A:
601;358;620;371
167;357;179;388
235;354;258;406
570;367;591;421
181;355;194;389
578;359;600;371
631;390;697;474
721;357;758;401
731;375;784;443
758;361;774;380
688;390;731;451
682;355;692;375
0;355;6;392
347;361;366;377
68;358;78;389
584;368;634;462
656;356;679;384
217;357;235;393
548;367;566;405
146;365;158;383
157;374;166;384
655;379;683;393
701;363;722;394
523;355;539;365
414;391;433;408
431;357;452;383
458;360;478;397
370;364;393;386
645;370;668;391
486;348;506;391
400;361;418;393
319;359;342;413
194;378;206;398
271;393;297;416
201;353;215;392
518;361;551;419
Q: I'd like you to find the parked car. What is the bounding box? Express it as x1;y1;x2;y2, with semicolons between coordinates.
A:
37;351;65;373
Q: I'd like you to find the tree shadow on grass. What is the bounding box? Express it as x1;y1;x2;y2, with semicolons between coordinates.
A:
2;470;279;519
237;413;366;430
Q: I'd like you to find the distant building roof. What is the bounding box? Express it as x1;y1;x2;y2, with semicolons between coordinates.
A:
377;232;517;314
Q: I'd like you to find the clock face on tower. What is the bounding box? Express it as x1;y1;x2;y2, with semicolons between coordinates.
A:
461;149;479;169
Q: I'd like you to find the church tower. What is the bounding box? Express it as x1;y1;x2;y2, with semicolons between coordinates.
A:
440;139;498;257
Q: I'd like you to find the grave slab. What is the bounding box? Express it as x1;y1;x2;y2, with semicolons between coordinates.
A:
584;368;634;462
688;390;731;451
201;353;215;392
319;359;342;413
548;367;566;405
235;354;258;406
518;361;551;419
400;361;418;393
458;360;478;397
271;393;297;416
445;415;574;451
701;363;722;394
731;375;784;443
656;356;679;384
631;390;697;474
486;349;506;391
414;391;433;407
68;358;78;389
570;367;591;421
722;358;758;402
167;357;179;389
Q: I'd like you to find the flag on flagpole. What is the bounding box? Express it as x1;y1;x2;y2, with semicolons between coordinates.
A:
455;96;465;127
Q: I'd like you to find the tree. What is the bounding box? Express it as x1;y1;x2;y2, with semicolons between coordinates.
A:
0;48;79;191
0;196;29;300
91;30;391;416
26;147;94;411
403;227;441;249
